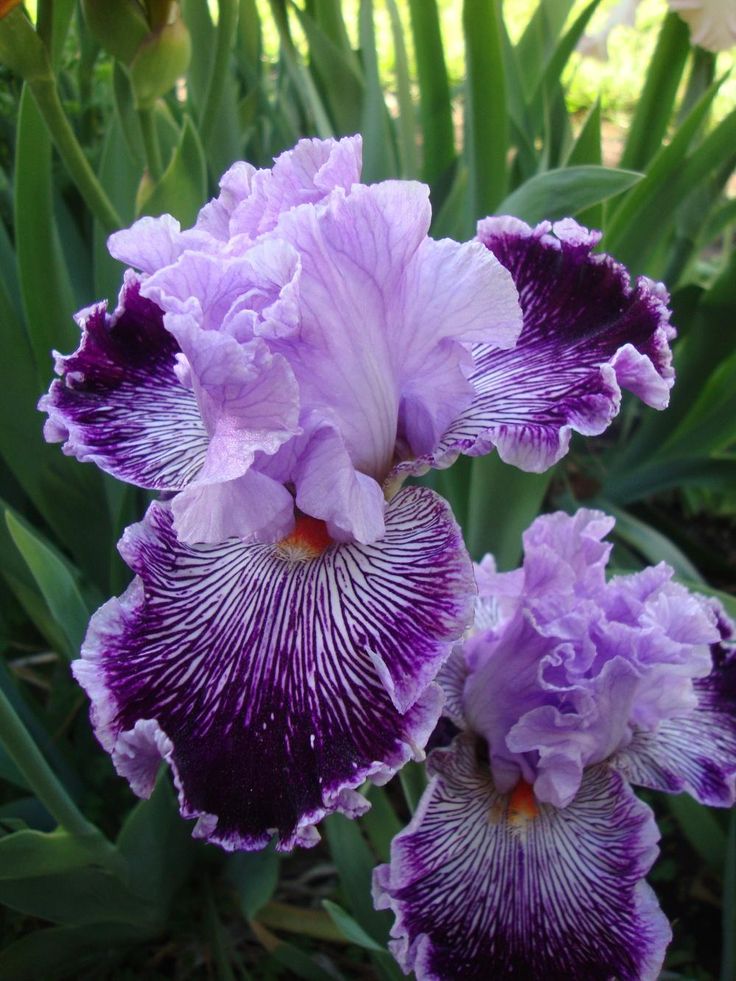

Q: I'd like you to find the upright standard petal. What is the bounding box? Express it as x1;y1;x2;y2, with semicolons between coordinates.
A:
374;735;670;981
39;276;206;490
270;182;520;491
73;487;475;851
196;135;363;241
401;216;675;477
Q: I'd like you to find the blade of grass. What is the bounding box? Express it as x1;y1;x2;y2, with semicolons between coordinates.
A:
467;456;553;566
722;811;736;981
463;0;507;217
408;0;455;188
359;0;397;181
386;0;418;178
496;165;640;224
620;13;691;172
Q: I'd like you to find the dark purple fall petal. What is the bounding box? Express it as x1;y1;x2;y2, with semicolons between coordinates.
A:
613;623;736;806
73;486;475;851
39;276;206;490
389;216;675;482
374;734;670;981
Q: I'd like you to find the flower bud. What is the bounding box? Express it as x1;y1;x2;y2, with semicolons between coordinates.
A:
129;9;191;109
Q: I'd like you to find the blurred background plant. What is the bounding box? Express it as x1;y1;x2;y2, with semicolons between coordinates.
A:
0;0;734;977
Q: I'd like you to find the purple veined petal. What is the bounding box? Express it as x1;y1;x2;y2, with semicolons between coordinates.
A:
39;275;207;490
374;734;671;981
388;216;675;482
613;611;736;807
73;486;475;851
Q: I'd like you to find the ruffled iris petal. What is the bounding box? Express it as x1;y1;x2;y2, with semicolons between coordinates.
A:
39;276;206;490
374;735;670;981
394;217;675;480
614;628;736;806
73;486;474;851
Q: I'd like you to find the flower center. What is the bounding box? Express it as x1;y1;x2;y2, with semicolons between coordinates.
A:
507;779;539;826
276;515;332;561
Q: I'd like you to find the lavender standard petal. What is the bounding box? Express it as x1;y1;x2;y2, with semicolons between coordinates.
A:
73;486;475;850
374;734;670;981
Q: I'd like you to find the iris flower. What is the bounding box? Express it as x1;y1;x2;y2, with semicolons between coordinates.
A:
375;509;736;980
41;137;674;850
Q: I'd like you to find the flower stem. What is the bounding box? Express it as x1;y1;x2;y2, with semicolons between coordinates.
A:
28;76;123;233
0;686;94;836
139;105;164;181
199;0;238;147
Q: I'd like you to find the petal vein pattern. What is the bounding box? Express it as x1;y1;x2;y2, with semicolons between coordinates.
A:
73;486;475;851
390;216;675;482
39;277;207;490
374;736;670;981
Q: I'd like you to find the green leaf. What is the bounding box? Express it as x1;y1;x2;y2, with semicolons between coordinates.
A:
6;511;90;661
515;0;575;97
94;116;140;304
181;0;215;111
0;827;120;880
116;773;194;910
467;456;553;567
386;0;418;179
361;785;402;863
430;164;471;240
324;812;391;944
399;760;427;814
112;62;145;168
463;0;507;218
604;78;723;270
0;923;144;981
14;85;78;384
293;3;363;136
227;843;280;919
268;943;338;981
496;165;641;224
267;0;334;139
138;115;207;226
407;0;455;188
604;458;736;505
565;100;603;227
566;100;602;167
620;13;691;172
722;811;736;981
614;248;736;469
323;899;385;951
667;794;726;870
359;0;397;182
528;0;601;138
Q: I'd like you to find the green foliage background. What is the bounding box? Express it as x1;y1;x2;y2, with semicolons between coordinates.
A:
0;1;734;977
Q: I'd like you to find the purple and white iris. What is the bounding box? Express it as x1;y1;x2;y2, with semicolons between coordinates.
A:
375;509;736;980
40;135;676;851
